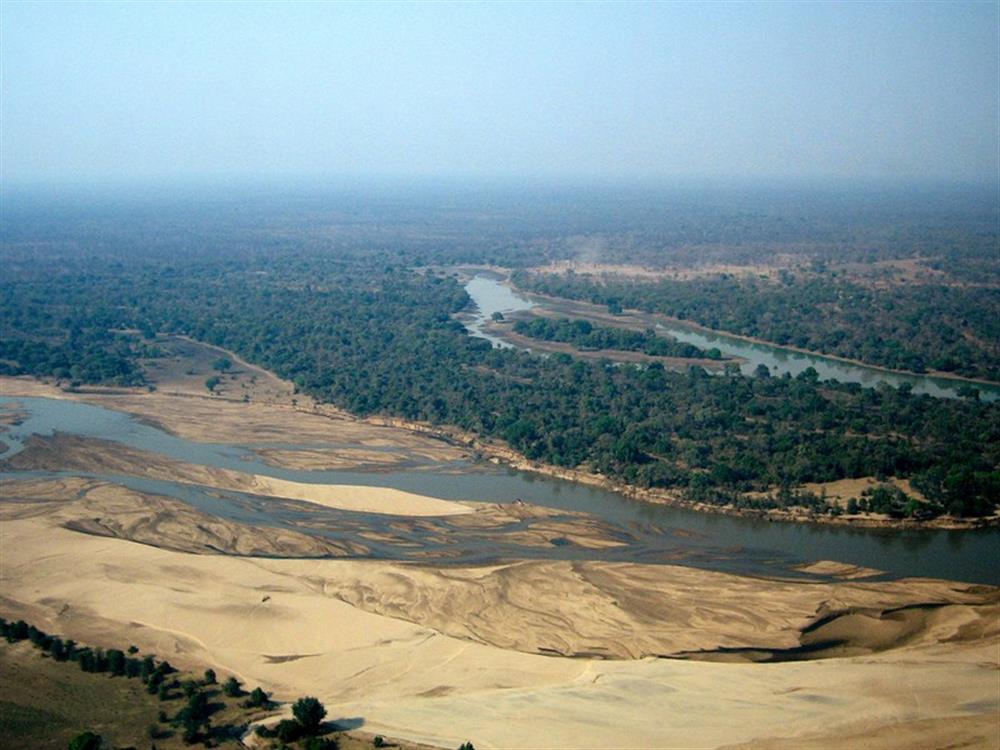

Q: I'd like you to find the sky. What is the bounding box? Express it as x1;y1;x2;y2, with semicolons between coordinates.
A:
2;1;997;185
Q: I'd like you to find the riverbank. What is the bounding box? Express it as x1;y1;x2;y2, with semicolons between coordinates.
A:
482;317;732;371
3;374;996;531
366;410;1000;531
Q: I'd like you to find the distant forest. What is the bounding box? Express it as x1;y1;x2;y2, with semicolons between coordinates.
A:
515;273;1000;380
2;185;998;518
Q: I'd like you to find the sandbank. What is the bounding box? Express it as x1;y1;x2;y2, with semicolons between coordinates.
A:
0;510;996;749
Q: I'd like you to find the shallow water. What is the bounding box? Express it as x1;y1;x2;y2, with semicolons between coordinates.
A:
463;274;1000;401
1;395;997;584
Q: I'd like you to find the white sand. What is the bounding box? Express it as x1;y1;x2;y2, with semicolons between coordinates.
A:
246;475;472;517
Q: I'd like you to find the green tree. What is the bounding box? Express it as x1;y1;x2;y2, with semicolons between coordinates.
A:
68;731;102;750
245;686;269;708
292;696;327;735
275;719;302;743
223;676;242;697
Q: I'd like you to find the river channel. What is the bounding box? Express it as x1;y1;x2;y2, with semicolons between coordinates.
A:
1;395;997;585
462;273;1000;402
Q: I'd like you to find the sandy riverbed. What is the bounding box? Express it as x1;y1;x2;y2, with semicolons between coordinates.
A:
3;432;472;518
0;506;996;749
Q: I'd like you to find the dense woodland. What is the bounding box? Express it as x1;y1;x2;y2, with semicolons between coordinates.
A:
514;273;1000;380
511;317;723;359
2;185;998;518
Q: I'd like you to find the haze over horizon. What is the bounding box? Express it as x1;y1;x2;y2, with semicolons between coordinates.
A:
2;2;997;186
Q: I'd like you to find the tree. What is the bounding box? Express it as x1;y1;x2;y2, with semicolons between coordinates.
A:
458;743;476;750
245;686;269;708
292;696;327;735
222;676;242;697
181;720;199;745
212;357;232;372
68;731;103;750
203;668;216;684
106;649;126;676
205;375;221;392
275;719;302;743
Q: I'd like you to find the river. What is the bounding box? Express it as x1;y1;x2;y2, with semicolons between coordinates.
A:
2;395;997;584
462;273;1000;402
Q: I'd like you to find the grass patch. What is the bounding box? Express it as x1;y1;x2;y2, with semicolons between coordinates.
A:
0;641;161;749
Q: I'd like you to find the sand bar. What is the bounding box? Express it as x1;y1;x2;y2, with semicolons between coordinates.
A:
0;507;996;749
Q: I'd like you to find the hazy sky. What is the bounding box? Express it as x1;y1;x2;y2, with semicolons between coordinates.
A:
2;1;997;184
